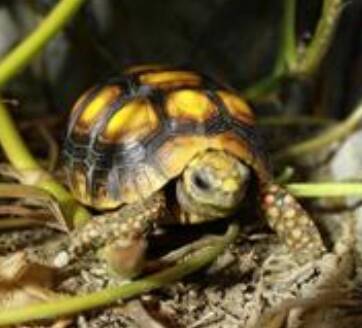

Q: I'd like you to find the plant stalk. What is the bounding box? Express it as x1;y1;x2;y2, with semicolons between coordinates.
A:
0;222;240;326
292;0;343;76
274;100;362;161
0;0;87;88
0;102;91;227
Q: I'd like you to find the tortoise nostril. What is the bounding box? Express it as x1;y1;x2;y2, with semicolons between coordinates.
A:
192;173;211;191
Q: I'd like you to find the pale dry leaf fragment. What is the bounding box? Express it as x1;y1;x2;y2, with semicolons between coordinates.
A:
115;299;167;328
252;211;356;328
0;182;68;232
0;251;58;308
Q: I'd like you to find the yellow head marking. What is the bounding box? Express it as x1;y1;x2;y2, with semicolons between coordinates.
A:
222;178;239;192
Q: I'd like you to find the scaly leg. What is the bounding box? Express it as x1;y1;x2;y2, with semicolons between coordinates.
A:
55;192;166;278
260;184;327;262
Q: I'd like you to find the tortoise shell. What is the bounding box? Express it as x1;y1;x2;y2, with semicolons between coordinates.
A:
64;66;271;209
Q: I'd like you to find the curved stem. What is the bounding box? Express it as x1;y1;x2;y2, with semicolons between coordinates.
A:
0;102;40;170
242;0;296;101
274;0;297;75
243;0;343;100
292;0;343;76
242;74;282;101
258;115;335;127
0;0;87;88
274;100;362;161
0;222;240;326
0;100;91;228
0;0;90;226
0;178;360;325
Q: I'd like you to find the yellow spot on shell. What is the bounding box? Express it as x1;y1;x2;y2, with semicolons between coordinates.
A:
103;99;158;143
166;89;217;122
217;90;254;124
78;86;122;126
140;70;201;88
124;64;167;74
71;87;94;114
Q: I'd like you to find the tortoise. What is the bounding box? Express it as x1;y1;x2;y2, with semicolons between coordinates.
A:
63;66;326;277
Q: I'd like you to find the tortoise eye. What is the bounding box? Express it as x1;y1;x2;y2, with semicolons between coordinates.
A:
192;172;211;191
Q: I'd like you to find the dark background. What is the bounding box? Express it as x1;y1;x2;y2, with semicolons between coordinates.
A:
0;0;361;119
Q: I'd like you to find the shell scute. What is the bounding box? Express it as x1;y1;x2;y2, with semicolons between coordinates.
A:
101;98;159;144
73;86;123;135
217;90;255;125
165;89;218;123
139;70;201;89
64;67;270;209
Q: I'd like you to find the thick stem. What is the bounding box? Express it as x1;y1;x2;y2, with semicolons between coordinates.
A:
242;0;297;101
0;0;87;88
0;102;91;227
0;222;240;326
0;102;40;170
242;75;282;101
274;0;297;74
243;0;343;100
287;182;362;197
274;100;362;161
292;0;343;76
0;0;90;226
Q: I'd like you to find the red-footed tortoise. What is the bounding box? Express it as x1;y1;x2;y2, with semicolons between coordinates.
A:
62;65;326;277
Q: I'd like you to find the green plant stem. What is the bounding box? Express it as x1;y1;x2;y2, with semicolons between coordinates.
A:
258;115;335;127
274;0;297;75
0;221;240;326
243;0;342;100
274;100;362;161
242;74;283;101
0;0;87;88
292;0;343;76
0;103;40;170
242;0;297;101
0;0;90;226
242;0;296;100
0;179;361;325
287;183;362;197
0;102;91;227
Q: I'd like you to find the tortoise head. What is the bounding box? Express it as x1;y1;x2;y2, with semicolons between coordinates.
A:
176;149;250;223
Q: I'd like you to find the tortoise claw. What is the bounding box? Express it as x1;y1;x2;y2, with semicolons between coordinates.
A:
101;237;148;279
261;184;327;262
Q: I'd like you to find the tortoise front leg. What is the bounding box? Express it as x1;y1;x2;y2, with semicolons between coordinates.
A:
260;184;327;262
66;192;167;278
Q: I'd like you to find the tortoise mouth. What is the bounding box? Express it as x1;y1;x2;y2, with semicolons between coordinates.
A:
176;180;234;219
